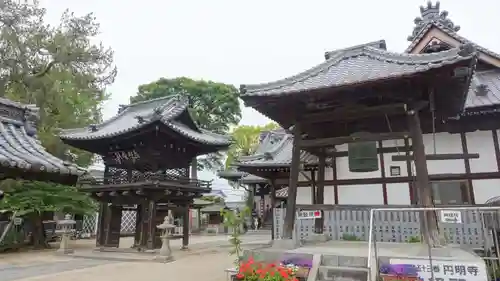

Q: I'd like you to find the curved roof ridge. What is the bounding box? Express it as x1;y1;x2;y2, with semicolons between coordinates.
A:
324;39;387;60
95;95;187;131
241;43;477;97
122;95;185;110
238;133;292;162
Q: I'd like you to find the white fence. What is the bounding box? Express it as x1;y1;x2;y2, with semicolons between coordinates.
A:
273;206;500;246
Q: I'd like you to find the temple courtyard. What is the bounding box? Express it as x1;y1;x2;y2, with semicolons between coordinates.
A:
0;233;270;281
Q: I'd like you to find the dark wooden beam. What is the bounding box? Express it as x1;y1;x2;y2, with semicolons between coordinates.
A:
392;153;480;162
314;153;325;234
300;103;409;124
301;132;409;148
378;140;388;205
283;123;302;239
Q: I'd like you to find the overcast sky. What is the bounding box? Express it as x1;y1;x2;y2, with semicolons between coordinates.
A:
39;0;499;199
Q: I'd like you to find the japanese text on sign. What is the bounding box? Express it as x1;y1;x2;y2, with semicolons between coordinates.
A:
390;258;486;281
440;210;463;224
111;150;140;164
297;210;321;219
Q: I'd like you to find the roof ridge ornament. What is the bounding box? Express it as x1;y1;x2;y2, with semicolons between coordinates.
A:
135;115;146;124
408;1;460;42
88;124;98;132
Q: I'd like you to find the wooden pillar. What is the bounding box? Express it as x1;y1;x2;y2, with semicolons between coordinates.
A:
460;132;475;204
133;205;142;247
315;153;325;234
378;141;388;204
270;181;276;240
408;109;440;247
197;208;202;232
283;123;302;239
182;204;190;249
260;191;265;218
332;147;339;204
138;203;149;249
96;202;108;247
404;138;415;204
146;200;157;250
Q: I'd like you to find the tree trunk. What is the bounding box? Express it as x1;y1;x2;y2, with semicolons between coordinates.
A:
29;212;49;249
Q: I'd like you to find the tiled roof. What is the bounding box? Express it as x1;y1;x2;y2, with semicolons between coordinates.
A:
60;96;231;146
200;203;227;213
464;70;500;109
0;98;84;178
324;40;387;60
240;43;477;97
235;130;322;168
217;169;267;184
404;5;500;110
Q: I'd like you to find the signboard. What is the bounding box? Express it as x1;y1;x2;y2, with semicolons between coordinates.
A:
297;210;321;219
13;217;23;225
390;258;487;281
440;210;462;224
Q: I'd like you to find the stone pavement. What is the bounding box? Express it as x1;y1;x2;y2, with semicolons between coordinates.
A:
5;250;233;281
0;233;268;281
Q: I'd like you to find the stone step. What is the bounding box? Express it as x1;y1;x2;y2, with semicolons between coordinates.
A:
316;265;369;281
321;255;367;268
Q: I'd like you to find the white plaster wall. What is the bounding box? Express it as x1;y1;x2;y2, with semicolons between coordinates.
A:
472;179;500;203
468;130;497;173
386;183;411;205
324;186;336;204
337;184;384;205
296;186;313;204
421;132;464;174
294;130;500;206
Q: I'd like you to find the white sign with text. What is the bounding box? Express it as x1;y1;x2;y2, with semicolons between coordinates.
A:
390;258;487;281
440;210;463;224
297;210;321;219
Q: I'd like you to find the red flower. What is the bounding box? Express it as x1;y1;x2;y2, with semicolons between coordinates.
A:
236;273;244;279
280;270;289;278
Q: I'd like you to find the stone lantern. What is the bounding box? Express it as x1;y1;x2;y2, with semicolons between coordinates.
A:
56;214;76;254
155;215;175;262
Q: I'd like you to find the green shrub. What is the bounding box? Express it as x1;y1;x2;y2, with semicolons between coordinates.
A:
341;233;361;241
407;236;421;243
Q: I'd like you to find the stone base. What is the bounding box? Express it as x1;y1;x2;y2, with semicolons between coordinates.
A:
154;255;174;263
271;239;299;250
56;248;74;255
306;233;330;243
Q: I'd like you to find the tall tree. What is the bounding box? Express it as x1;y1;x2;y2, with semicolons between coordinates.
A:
130;77;241;171
0;1;115;248
1;0;116;166
225;123;279;168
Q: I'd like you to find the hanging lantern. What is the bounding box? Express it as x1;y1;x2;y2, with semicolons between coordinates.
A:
348;133;379;173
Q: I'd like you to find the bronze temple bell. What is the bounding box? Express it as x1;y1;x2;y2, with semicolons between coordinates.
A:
348;133;379;172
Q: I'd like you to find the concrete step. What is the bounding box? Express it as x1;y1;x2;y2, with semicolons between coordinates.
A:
321;255;367;268
317;265;369;281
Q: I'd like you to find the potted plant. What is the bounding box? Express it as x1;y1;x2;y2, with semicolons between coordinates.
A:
234;256;300;281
